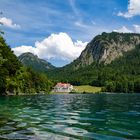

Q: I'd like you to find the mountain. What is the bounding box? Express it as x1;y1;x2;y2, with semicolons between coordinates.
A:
18;52;55;72
47;32;140;93
68;32;140;69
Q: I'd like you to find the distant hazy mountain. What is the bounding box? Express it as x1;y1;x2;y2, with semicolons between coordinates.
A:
18;52;55;72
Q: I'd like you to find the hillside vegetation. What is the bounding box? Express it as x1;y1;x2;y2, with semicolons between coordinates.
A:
18;52;55;72
0;36;53;95
47;32;140;93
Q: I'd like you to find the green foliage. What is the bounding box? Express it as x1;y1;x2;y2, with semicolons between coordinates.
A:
0;51;6;65
10;67;54;94
0;37;21;76
0;36;53;95
47;45;140;93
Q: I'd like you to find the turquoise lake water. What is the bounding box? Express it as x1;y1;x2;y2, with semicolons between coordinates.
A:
0;93;140;140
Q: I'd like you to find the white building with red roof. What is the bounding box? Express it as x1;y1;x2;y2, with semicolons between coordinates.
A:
53;83;73;93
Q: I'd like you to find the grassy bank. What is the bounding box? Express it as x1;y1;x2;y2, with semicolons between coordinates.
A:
74;85;102;93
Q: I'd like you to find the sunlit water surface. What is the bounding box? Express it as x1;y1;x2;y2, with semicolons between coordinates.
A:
0;93;140;140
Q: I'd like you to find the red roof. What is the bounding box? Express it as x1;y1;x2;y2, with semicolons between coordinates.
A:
55;82;71;87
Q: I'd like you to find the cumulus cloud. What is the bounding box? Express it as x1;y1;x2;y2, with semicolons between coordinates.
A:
12;45;37;56
0;17;20;29
12;32;88;61
113;26;132;33
117;0;140;18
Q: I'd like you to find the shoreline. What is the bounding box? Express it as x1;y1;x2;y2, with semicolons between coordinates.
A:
0;92;139;96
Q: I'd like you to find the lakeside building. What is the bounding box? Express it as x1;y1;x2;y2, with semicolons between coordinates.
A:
53;83;73;93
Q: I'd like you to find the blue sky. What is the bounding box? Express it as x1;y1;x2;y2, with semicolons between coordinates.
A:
0;0;140;66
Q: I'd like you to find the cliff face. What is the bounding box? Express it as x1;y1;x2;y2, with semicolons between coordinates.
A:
73;32;140;68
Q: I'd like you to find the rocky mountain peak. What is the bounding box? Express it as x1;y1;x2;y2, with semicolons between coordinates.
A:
74;32;140;68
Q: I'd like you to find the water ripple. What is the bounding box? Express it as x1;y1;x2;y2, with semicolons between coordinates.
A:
0;94;140;139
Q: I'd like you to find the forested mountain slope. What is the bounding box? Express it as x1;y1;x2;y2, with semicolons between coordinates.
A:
18;52;55;72
47;32;140;93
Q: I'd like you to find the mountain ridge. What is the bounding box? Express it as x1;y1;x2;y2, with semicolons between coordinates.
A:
45;32;140;93
18;32;140;71
18;52;55;72
64;32;140;69
17;32;140;93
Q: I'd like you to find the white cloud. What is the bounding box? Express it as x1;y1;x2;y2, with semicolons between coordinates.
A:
91;20;96;25
117;0;140;18
12;45;37;56
114;26;132;33
133;24;140;33
0;17;20;29
69;0;80;17
75;21;89;28
114;24;140;33
12;32;88;62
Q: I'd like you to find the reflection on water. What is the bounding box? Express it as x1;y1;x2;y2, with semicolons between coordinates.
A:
0;93;140;140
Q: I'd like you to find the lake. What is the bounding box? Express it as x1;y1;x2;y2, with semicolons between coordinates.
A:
0;93;140;140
